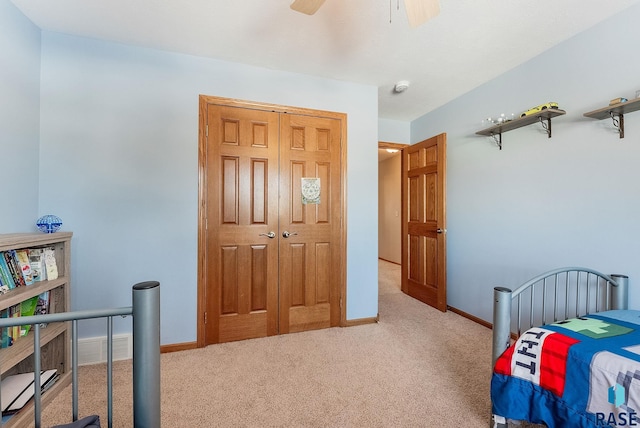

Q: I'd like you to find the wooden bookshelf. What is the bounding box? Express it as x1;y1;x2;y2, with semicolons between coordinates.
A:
0;232;72;428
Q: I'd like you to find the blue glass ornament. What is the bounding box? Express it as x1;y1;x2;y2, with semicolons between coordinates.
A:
36;215;63;233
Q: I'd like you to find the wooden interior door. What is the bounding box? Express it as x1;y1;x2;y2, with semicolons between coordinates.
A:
278;113;342;334
204;104;280;344
401;133;447;311
199;97;345;345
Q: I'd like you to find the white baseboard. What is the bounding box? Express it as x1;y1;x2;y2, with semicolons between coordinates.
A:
77;334;133;366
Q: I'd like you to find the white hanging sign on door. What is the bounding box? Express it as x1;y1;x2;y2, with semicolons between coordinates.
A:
301;178;321;204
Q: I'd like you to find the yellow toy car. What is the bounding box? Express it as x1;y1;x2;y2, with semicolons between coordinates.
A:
520;102;559;117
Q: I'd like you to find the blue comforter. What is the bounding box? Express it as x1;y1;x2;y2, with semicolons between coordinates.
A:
491;310;640;427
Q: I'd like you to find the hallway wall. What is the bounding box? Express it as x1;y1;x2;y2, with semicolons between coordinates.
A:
378;153;402;264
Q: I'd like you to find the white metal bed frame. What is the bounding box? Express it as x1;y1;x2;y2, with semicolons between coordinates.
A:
490;267;629;428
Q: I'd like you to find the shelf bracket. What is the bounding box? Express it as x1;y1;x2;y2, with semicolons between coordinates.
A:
490;132;502;150
610;111;625;139
539;116;552;138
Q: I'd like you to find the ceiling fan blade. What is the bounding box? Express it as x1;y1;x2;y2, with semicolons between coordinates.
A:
404;0;440;27
290;0;327;15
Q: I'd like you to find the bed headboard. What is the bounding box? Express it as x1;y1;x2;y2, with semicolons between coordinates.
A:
491;267;629;365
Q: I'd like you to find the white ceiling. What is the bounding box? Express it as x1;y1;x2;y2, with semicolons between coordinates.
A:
10;0;640;122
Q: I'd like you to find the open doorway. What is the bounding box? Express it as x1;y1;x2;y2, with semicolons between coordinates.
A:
378;136;448;312
378;141;407;296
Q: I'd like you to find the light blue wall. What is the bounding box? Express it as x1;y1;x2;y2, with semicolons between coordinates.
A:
35;33;378;344
379;118;410;144
411;4;640;322
16;2;640;344
0;1;41;232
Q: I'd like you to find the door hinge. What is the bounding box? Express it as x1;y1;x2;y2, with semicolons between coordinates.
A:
204;311;207;324
206;125;209;138
340;298;343;309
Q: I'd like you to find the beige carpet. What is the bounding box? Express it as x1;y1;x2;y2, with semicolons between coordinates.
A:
41;260;497;427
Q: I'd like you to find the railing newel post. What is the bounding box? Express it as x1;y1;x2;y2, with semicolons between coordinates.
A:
132;281;161;428
492;286;512;367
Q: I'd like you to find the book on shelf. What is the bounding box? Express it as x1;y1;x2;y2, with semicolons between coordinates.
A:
3;251;27;287
27;248;46;282
14;249;34;285
0;369;58;414
19;296;39;337
36;291;50;328
0;309;12;348
9;304;20;344
0;270;8;294
0;254;16;289
43;247;58;281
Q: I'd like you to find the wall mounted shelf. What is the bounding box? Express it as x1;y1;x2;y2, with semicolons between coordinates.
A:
476;109;566;150
583;98;640;139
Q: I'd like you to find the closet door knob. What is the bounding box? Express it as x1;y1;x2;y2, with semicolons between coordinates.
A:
259;231;276;239
282;231;298;238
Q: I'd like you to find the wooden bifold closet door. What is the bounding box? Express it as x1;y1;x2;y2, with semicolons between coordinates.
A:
198;98;345;345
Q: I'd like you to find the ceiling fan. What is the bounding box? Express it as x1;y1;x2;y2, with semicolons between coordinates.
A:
290;0;440;27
